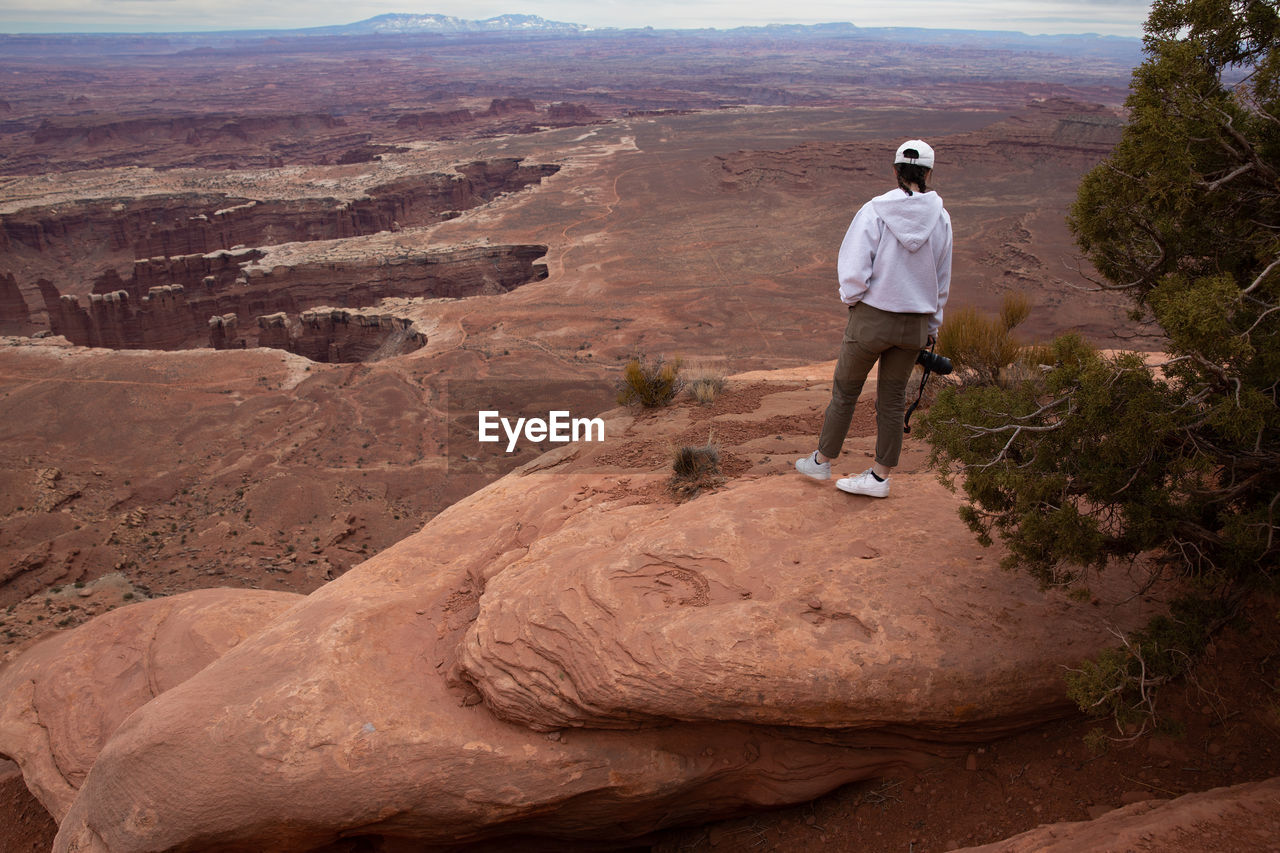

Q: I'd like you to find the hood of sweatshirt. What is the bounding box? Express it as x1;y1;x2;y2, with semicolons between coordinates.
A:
871;189;945;253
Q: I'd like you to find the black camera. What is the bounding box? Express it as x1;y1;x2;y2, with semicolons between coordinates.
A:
905;344;951;434
916;348;953;375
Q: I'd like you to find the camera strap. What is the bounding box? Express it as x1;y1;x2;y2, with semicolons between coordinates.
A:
903;342;936;434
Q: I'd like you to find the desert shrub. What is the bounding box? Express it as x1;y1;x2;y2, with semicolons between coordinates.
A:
922;334;1212;587
998;290;1031;330
1064;596;1228;737
936;292;1044;386
669;441;722;498
688;374;726;405
922;0;1280;735
616;355;684;407
1081;727;1111;755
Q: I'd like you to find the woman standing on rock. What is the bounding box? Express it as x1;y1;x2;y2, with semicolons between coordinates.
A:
795;139;952;497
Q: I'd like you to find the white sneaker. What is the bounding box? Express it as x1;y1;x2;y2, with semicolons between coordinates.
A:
836;469;890;498
795;451;831;480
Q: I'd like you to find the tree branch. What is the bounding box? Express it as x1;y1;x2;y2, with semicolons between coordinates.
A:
1200;161;1255;192
1244;251;1280;294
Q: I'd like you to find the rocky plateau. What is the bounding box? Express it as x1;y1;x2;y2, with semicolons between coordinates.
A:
0;376;1163;851
1;21;1276;853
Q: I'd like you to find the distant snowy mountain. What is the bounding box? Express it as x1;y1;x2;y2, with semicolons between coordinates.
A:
333;13;589;35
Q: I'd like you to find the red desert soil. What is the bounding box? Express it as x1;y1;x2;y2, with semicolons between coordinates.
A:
0;761;56;852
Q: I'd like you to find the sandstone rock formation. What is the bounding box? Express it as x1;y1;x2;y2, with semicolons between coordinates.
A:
956;776;1280;852
126;247;262;295
0;382;1165;852
46;474;933;851
248;307;427;362
547;102;598;123
455;473;1143;734
0;588;300;821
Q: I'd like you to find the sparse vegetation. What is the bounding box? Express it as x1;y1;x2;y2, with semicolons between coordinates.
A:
936;292;1048;386
669;440;723;499
616;354;684;407
1064;595;1230;738
688;373;726;405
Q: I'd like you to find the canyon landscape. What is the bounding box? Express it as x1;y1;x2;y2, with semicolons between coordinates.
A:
1;14;1278;853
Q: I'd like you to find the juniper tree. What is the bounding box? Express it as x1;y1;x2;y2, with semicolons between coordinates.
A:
922;0;1278;624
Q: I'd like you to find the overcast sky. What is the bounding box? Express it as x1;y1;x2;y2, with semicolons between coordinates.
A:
1;0;1153;37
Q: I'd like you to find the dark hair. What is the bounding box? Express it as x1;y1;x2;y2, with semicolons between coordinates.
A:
895;162;930;195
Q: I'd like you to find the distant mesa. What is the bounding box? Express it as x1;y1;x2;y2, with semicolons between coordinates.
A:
485;97;537;116
547;102;598;122
4;98;596;176
31;112;348;149
394;109;475;131
392;98;589;133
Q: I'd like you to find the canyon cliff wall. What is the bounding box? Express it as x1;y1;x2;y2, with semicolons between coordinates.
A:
248;308;427;363
0;158;560;332
42;244;545;356
0;273;28;333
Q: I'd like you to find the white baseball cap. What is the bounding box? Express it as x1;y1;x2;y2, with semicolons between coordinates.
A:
894;139;935;169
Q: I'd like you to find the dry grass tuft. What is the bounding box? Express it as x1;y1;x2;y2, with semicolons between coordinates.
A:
616;355;684;407
669;440;723;499
688;374;726;405
937;291;1048;386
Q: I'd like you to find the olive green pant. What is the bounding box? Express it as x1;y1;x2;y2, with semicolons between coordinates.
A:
817;302;931;468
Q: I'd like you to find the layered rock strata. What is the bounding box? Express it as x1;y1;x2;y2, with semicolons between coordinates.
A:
0;158;560;330
0;589;301;821
41;244;545;354
246;308;427;362
0;160;556;265
455;473;1133;734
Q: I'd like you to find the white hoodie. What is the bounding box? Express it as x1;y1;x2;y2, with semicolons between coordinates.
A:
837;187;952;334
